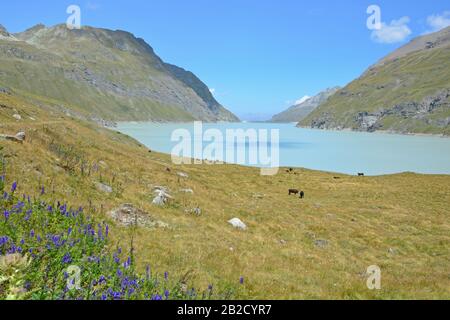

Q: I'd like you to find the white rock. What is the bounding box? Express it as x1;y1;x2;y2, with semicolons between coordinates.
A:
96;182;113;194
177;172;189;178
228;218;247;230
12;114;22;120
152;189;173;206
180;188;194;194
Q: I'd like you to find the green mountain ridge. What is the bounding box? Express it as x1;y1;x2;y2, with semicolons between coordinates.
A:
0;23;239;123
299;27;450;135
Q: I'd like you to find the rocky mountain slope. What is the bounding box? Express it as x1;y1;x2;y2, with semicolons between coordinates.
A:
0;23;239;122
271;87;340;122
299;27;450;135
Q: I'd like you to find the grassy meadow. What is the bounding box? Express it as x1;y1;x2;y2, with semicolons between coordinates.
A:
1;92;449;299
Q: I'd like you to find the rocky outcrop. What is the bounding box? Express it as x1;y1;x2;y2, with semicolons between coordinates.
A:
108;204;168;228
355;89;450;132
0;132;26;143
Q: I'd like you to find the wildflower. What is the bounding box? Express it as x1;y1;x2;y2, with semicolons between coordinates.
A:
164;290;170;299
164;271;169;280
151;294;163;300
62;253;72;264
40;186;45;195
3;210;10;221
11;181;17;193
240;276;244;285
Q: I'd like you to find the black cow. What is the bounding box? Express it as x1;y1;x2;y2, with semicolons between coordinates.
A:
289;189;299;196
299;191;305;199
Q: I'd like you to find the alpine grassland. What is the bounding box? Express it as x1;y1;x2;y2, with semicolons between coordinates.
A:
1;91;449;299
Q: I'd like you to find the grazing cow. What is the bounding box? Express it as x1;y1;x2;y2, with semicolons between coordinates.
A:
299;191;305;199
289;189;299;196
358;173;365;176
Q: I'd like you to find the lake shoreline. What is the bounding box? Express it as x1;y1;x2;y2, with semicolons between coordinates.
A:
116;121;450;139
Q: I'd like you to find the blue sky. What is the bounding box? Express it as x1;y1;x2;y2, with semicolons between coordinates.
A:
1;1;449;120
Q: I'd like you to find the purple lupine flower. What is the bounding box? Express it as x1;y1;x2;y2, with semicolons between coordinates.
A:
164;271;169;280
11;181;17;193
164;290;170;299
240;276;244;285
40;186;45;195
151;294;163;300
62;253;72;264
3;210;10;221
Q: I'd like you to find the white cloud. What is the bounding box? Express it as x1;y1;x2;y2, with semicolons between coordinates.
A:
426;11;450;33
295;96;311;105
371;17;412;44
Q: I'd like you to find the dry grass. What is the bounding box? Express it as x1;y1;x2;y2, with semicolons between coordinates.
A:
1;92;449;299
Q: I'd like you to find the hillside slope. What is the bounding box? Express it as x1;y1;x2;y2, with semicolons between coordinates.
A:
0;23;239;122
300;27;450;135
271;87;340;122
1;90;449;299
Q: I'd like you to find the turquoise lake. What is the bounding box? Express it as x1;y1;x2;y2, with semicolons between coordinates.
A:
116;122;450;176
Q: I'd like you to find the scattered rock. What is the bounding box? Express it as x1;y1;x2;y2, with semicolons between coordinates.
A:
152;187;173;206
314;239;329;248
228;218;247;230
12;114;22;120
177;172;189;178
108;204;168;229
280;240;287;245
98;161;108;169
388;248;397;255
95;182;113;194
180;188;194;194
0;131;26;144
185;207;202;216
252;193;264;199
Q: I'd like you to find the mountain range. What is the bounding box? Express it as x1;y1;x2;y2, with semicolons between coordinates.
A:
299;26;450;135
271;87;340;123
0;23;239;123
